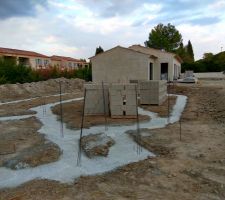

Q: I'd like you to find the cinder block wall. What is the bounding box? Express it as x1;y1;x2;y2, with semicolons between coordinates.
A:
109;84;137;118
84;84;109;115
139;80;167;105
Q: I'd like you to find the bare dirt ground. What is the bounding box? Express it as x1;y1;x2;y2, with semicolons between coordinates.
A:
141;95;177;118
51;100;150;129
0;79;225;200
0;117;61;169
0;92;82;117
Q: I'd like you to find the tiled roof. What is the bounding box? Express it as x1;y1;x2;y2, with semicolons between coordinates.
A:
51;55;85;63
89;45;153;60
0;47;49;58
129;45;183;63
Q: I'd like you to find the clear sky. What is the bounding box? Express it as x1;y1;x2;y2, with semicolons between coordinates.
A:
0;0;224;60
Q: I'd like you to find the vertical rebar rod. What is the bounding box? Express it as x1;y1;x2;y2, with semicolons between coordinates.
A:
179;118;182;141
77;88;86;166
135;84;141;155
167;80;170;123
59;81;64;137
42;97;46;117
102;81;108;131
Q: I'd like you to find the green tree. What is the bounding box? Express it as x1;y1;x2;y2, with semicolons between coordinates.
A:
95;46;104;55
176;42;185;59
186;40;194;62
203;52;213;60
145;23;182;52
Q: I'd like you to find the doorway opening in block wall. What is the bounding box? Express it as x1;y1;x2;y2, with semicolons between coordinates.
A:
149;62;153;80
161;63;168;80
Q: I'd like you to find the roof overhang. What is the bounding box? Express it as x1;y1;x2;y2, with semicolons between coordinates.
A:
174;55;183;64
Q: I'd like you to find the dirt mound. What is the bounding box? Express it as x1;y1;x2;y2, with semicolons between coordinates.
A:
81;133;115;158
0;78;84;102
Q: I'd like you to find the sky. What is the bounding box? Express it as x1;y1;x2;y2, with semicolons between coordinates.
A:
0;0;224;60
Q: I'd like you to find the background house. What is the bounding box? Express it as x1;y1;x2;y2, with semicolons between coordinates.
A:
0;47;51;69
90;45;182;83
0;47;88;70
51;56;88;70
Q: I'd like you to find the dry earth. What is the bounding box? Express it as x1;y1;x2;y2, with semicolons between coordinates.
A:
0;79;225;200
51;100;150;129
0;117;61;169
141;95;177;118
0;78;84;102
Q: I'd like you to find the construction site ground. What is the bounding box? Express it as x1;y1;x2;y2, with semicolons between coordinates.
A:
0;78;225;200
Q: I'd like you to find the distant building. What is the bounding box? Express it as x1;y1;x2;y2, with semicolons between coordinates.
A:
50;55;88;70
0;47;88;70
90;45;182;83
0;47;50;69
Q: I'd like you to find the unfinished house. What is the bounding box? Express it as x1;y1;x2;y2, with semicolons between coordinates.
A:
90;45;182;83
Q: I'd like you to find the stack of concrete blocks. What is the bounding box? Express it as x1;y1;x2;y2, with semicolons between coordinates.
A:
109;84;137;118
139;80;167;105
84;84;109;115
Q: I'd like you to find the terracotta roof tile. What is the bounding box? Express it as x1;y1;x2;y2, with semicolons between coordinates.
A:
51;55;86;63
0;47;49;58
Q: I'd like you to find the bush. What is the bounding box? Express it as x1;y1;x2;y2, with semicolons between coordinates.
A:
181;51;225;73
0;58;92;84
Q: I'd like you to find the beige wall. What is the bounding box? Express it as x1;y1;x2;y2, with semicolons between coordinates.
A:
91;47;153;83
0;52;87;70
173;59;181;79
129;45;181;81
0;53;51;69
30;57;51;69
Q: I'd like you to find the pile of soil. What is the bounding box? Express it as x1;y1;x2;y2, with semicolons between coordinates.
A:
81;133;115;158
0;78;84;102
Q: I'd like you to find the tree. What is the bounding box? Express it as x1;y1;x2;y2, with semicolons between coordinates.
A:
95;46;104;55
145;23;182;52
203;52;213;60
176;42;185;59
186;40;194;62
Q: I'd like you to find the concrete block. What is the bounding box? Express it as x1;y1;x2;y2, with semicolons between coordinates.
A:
139;80;167;105
125;105;137;116
110;84;124;90
84;84;109;115
124;84;137;90
125;94;137;105
110;105;123;116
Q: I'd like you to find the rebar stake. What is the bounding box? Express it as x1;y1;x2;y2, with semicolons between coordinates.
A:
59;81;64;138
179;118;182;141
102;81;108;131
77;88;86;166
135;84;141;155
